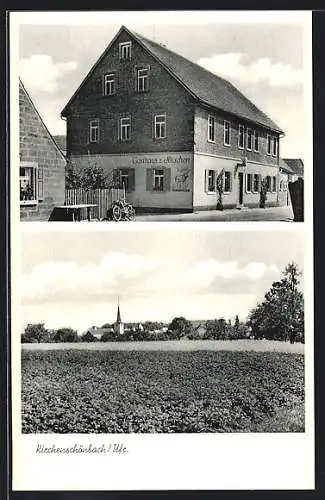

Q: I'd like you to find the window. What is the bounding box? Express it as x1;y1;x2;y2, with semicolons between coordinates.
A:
89;120;99;143
272;137;278;157
207;170;215;192
224;171;232;193
267;134;272;155
119;41;132;60
272;176;277;192
20;162;38;204
224;121;231;146
254;130;259;152
137;67;149;92
246;128;252;151
238;124;244;149
266;175;272;192
119;116;131;141
154;114;166;139
246;173;253;192
208;115;216;142
103;73;115;96
153;169;164;191
253;174;260;193
38;167;44;200
120;170;129;191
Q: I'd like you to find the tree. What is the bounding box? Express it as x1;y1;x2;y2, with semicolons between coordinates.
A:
248;262;304;343
21;323;50;343
81;331;97;342
65;160;83;189
167;317;193;340
53;327;79;343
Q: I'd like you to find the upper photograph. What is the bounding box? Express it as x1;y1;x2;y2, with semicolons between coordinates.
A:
16;13;309;222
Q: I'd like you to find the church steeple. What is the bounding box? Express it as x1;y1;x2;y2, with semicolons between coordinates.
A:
116;297;122;323
114;297;124;335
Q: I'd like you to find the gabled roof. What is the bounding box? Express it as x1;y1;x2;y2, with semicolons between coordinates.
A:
19;79;66;162
61;26;284;133
282;158;304;176
52;135;67;154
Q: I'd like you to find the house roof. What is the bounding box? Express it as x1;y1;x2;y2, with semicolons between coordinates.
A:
20;79;66;162
282;158;304;176
61;26;283;133
52;135;67;154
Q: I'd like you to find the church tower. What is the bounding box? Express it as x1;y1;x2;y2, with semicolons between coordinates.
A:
114;298;124;335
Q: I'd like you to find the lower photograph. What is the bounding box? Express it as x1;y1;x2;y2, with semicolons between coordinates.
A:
20;227;306;434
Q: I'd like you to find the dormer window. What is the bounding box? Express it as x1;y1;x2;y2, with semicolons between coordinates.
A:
119;41;132;60
103;73;115;96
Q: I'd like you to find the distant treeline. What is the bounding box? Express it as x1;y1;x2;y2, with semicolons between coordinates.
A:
21;263;304;345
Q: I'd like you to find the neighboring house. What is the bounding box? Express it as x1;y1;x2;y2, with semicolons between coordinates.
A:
61;26;285;213
282;158;304;182
85;326;113;340
52;135;67;157
20;79;66;220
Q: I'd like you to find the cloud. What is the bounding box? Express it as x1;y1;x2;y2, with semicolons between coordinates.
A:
19;54;77;93
22;252;158;303
197;53;303;88
186;260;277;290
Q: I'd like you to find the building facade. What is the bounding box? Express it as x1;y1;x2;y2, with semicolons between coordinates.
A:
20;80;66;220
62;26;286;213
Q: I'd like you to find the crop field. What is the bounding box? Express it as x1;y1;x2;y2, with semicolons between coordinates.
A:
21;349;304;433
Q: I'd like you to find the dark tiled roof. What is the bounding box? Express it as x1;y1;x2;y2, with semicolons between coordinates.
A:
282;158;304;176
62;26;284;133
53;135;67;153
130;28;283;133
279;158;295;174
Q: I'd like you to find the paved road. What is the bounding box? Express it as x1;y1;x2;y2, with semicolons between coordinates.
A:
135;205;294;222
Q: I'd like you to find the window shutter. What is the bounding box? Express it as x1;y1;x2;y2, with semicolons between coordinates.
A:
259;174;262;192
164;168;171;192
128;168;135;192
229;172;233;192
146;168;153;191
38;167;44;200
204;170;209;193
113;168;119;187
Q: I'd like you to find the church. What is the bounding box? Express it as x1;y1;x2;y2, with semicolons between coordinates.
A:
114;299;124;335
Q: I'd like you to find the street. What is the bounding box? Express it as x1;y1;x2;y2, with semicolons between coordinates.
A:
134;205;294;222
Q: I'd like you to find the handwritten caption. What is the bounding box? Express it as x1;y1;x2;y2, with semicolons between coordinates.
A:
36;443;128;455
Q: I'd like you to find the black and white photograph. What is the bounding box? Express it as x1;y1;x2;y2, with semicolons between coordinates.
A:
20;228;305;434
10;10;313;492
16;13;307;222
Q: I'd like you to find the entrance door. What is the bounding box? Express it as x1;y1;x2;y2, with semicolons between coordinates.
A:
238;172;244;206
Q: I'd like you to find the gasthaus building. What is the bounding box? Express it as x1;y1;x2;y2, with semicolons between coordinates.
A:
61;26;286;213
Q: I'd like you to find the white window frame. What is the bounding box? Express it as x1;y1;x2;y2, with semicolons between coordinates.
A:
254;130;259;152
20;161;38;205
137;67;149;92
89;119;99;143
120;170;129;191
207;170;215;193
246;128;253;151
154;114;166;140
253;173;260;193
272;137;278;157
119;116;131;141
208;115;216;143
246;173;253;193
103;73;115;96
223;120;231;146
153;168;164;191
267;134;272;155
238;124;244;149
119;41;132;60
223;171;232;193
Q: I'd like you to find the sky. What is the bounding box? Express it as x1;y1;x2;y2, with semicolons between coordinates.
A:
15;11;309;158
20;228;304;333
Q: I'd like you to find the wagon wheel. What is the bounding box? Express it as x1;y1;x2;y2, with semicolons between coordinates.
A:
112;204;122;221
127;205;135;221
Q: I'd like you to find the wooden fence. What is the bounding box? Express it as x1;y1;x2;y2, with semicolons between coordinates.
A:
65;188;124;220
